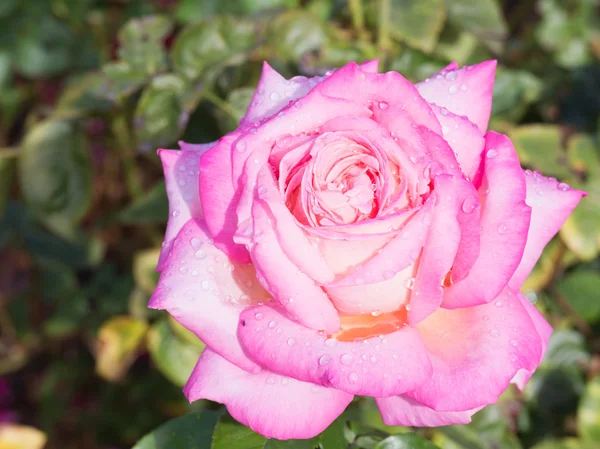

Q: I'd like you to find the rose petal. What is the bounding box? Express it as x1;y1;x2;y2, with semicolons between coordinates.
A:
430;104;485;180
250;197;340;334
149;219;269;373
199;133;251;263
511;293;553;389
238;305;432;397
508;171;586;289
157;148;204;269
443;132;531;309
242;60;380;125
407;288;543;411
184;348;353;440
376;395;481;427
417;60;497;133
408;175;475;324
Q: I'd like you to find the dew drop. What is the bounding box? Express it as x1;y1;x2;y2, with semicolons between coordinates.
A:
194;249;207;260
348;372;359;383
268;320;277;329
371;309;381;317
440;107;449;116
486;149;498;159
495;300;503;307
557;182;570;191
270;92;281;102
460;84;468;92
287;337;296;346
369;356;377;364
236;140;247;153
171;210;180;218
340;353;353;366
509;339;518;347
405;277;415;290
461;196;478;214
318;354;332;366
445;71;457;81
266;376;277;384
490;329;500;337
378;101;389;110
448;85;458;94
497;224;508;234
190;237;202;249
254;313;264;321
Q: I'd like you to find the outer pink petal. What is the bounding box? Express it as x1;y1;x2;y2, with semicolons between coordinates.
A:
315;62;441;133
157;149;203;269
443;132;531;309
441;62;459;71
184;348;353;440
242;60;379;125
511;293;553;389
238;305;432;397
509;172;586;289
430;104;485;180
416;60;497;133
199;133;250;263
149;219;268;373
407;288;543;411
376;395;481;427
178;140;217;153
250;198;340;334
408;175;475;324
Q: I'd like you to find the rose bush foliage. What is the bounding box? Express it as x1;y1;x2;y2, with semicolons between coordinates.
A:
150;60;584;439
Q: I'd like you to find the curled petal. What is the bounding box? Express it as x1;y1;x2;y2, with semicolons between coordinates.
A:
417;60;497;133
408;288;543;411
149;219;269;373
238;305;432;397
185;348;353;440
443;132;530;309
376;395;481;427
509;171;586;289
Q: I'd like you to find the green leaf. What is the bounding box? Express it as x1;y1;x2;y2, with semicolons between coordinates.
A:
147;319;204;387
578;376;600;442
376;434;440;449
101;62;149;101
56;72;115;117
491;68;543;123
11;15;74;77
318;416;348;449
531;439;599;449
172;16;256;82
542;330;590;369
118;181;169;224
212;415;268;449
557;270;600;323
133;248;161;295
444;0;507;53
389;0;447;53
95;316;148;382
134;74;188;151
268;11;326;61
132;411;220;449
117;16;172;76
509;125;571;179
18;120;92;234
560;179;600;261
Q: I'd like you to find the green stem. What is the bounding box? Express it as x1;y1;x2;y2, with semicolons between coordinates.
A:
438;427;487;449
348;0;365;35
203;90;239;122
112;117;144;200
377;0;391;65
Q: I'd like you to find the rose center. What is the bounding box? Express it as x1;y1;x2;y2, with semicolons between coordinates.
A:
332;308;409;342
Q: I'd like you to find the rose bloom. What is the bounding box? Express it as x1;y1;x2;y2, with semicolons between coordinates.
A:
150;60;584;439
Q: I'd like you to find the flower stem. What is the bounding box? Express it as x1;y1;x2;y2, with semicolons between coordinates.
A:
348;0;365;35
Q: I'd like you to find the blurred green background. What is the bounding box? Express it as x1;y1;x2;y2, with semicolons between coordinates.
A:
0;0;599;448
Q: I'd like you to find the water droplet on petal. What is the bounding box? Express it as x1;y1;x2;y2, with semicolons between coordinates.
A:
445;71;457;81
461;196;478;214
371;309;381;317
486;149;498;158
369;356;377;364
448;85;458;94
318;354;332;366
509;339;518;347
287;337;296;346
254;313;264;321
348;372;359;383
340;354;353;366
378;101;389;110
440;107;449;116
171;210;180;218
236;140;247;153
266;376;277;384
268;320;277;329
405;277;415;290
557;182;570;191
495;300;503;307
460;84;468;92
497;224;508;234
194;249;207;260
270;92;281;102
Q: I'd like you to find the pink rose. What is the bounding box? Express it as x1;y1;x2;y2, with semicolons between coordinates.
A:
150;60;584;439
